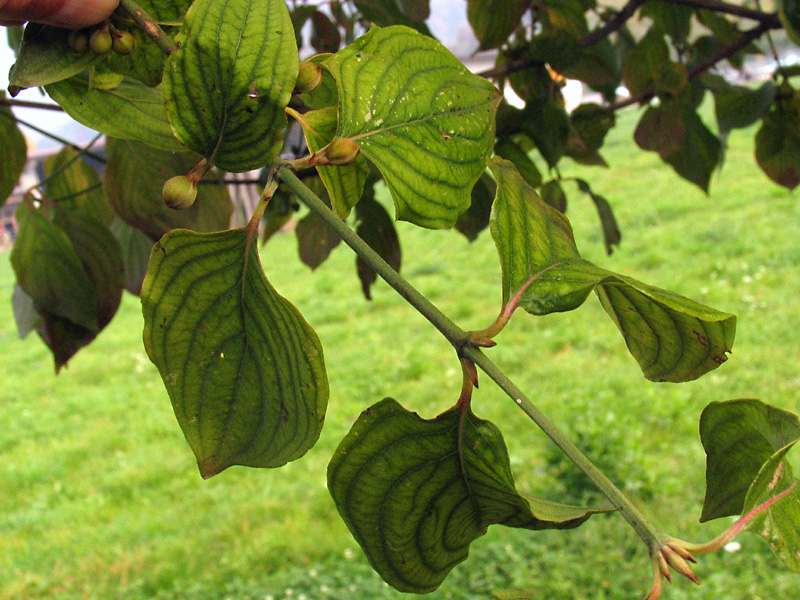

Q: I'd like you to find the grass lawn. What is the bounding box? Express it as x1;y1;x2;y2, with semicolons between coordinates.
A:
1;106;799;600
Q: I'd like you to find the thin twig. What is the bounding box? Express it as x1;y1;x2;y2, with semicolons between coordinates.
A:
609;21;773;110
663;0;781;26
581;0;647;48
0;98;64;112
0;111;106;162
118;0;178;55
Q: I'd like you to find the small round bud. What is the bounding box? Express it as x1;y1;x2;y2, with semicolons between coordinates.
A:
294;61;323;94
67;30;90;54
89;28;113;56
162;176;198;210
112;30;137;56
323;137;360;166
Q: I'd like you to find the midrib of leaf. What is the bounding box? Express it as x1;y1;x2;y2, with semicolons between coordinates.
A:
349;98;496;144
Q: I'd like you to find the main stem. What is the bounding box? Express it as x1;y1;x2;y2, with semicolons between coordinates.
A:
277;166;664;551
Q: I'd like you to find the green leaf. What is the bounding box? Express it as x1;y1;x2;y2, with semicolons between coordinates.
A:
715;82;776;135
163;0;298;172
11;204;98;333
8;24;103;91
295;107;369;217
46;73;182;152
328;397;607;593
325;25;502;228
489;157;735;382
467;0;527;50
43;146;113;226
740;444;800;572
755;99;800;190
355;197;401;299
0;98;27;208
142;228;329;477
110;218;155;296
103;138;233;241
700;399;800;522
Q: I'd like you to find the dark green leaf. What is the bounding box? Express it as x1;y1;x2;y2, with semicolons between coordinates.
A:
355;197;401;299
53;209;123;330
489;157;735;382
294;107;369;217
634;105;685;159
495;137;542;188
106;28;172;87
587;189;621;255
621;28;669;97
328;397;607;593
163;0;298;172
566;103;615;166
325;25;502;228
455;172;495;242
398;0;430;21
780;0;800;45
142;228;329;478
467;0;527;50
296;210;342;270
700;399;800;522
663;108;721;193
520;99;570;169
0;98;26;208
8;24;103;91
311;10;342;54
541;0;589;38
640;0;693;42
43;146;113;226
562;39;622;90
110;218;156;296
755;100;800;190
290;5;318;48
11;203;98;333
103;138;233;241
295;177;342;270
540;179;567;212
715;82;776;134
353;0;433;35
46;73;182;152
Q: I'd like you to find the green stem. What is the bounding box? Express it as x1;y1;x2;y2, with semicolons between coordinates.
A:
277;166;664;551
118;0;178;55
